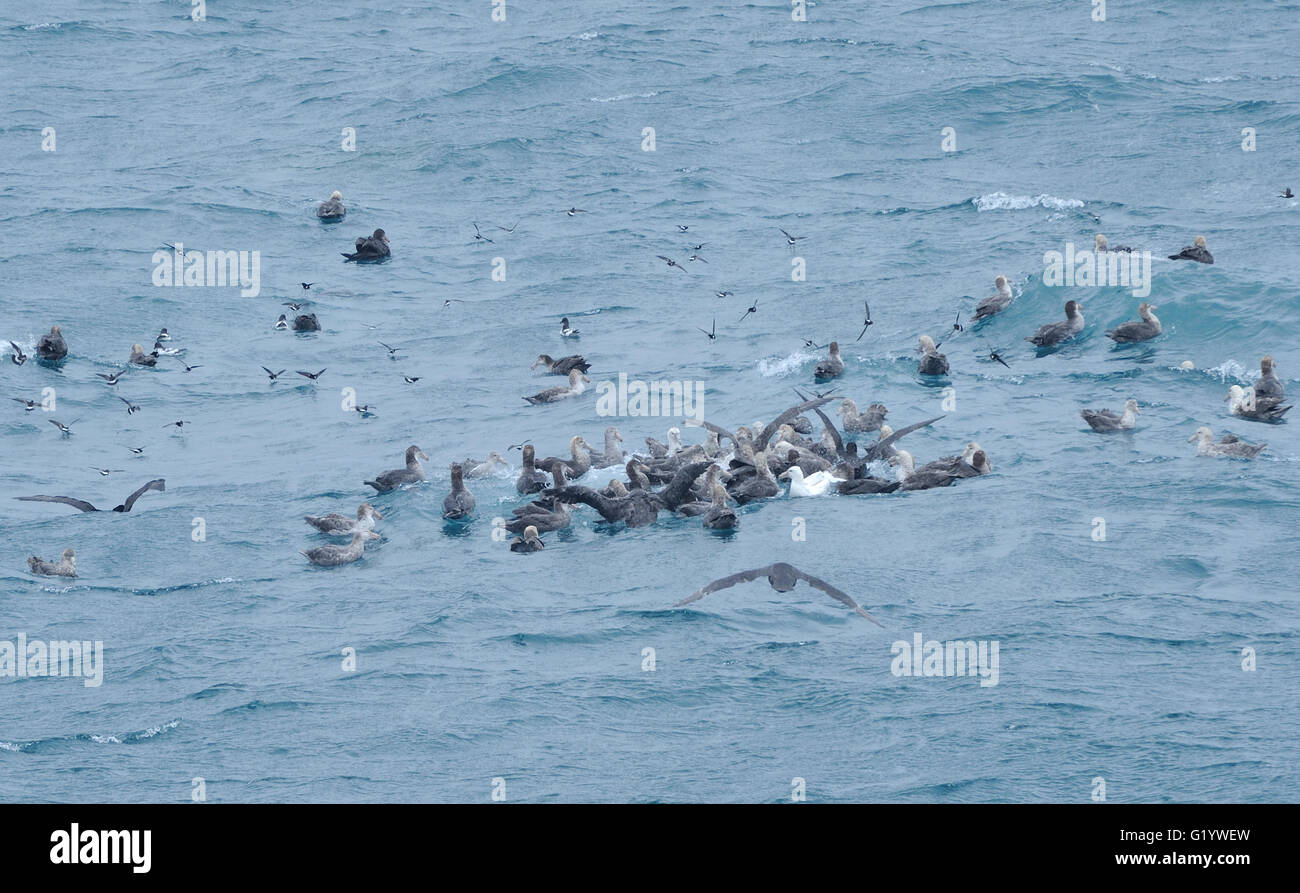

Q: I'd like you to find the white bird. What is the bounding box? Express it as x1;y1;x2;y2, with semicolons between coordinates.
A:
778;465;833;497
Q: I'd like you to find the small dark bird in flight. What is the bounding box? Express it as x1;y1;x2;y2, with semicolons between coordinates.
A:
13;397;39;411
90;467;125;476
261;367;287;381
779;227;806;246
128;447;145;455
1283;188;1294;198
297;369;327;381
49;418;82;435
507;440;532;451
179;362;202;373
96;370;125;385
688;254;708;263
801;338;824;350
282;301;311;311
301;282;314;290
698;318;717;340
656;255;688;273
472;223;494;244
8;341;26;365
952;311;964;334
565;207;586;216
496;220;520;233
690;243;704;252
856;302;873;341
378;341;401;356
442;299;466;309
715;290;734;299
989;350;1011;369
353;404;377;415
162;420;190;429
738;299;758;323
677;224;690;232
403;375;421;384
117;395;141;415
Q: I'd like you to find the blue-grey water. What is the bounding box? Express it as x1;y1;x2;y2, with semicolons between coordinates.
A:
2;1;1298;803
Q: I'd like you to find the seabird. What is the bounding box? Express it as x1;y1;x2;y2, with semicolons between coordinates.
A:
13;398;38;411
554;460;711;527
1226;385;1291;421
48;418;81;435
9;341;27;365
778;465;833;497
27;548;77;578
1082;399;1140;432
178;361;202;373
674;562;881;625
128;447;145;455
1026;301;1085;348
560;317;580;337
293;314;320;332
727;450;780;504
507;467;572;534
364;445;429;492
301;282;314;290
702;468;738;529
716;291;734;298
531;354;591;375
523;369;590;404
814;341;844;381
16;478;164;513
441;463;476;520
317;190;346;220
837;399;887;433
496;220;521;233
688;254;707;263
305;503;383;536
297;368;327;381
1253;355;1284;401
565;207;587;216
261;367;287;381
974;275;1014;321
282;302;311;311
510;525;545;553
738;299;758;323
856;302;873;341
403;375;421;384
698;318;717;340
1106;303;1162;343
301;531;379;567
378;341;401;356
117;395;142;415
537;435;593;479
472;223;494;244
1168;235;1213;264
153;341;182;357
889;450;959;491
352;404;377;416
779;227;806;246
129;344;157;367
916;335;949;375
1095;234;1133;253
656;255;688;273
275;315;289;330
89;467;125;476
1188;427;1266;459
592;426;626;468
515;444;550;495
463;452;508;478
36;326;67;362
988;350;1011;369
1283;188;1295;199
342;229;390;262
162;420;190;429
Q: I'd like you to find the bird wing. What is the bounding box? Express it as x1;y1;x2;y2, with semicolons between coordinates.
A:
673;566;774;607
16;495;98;512
794;568;884;626
876;416;944;450
695;420;738;447
810;405;844;455
657;460;712;509
755;396;834;451
121;478;166;512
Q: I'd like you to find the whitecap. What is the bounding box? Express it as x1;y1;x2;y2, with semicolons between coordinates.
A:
589;91;658;103
757;351;815;378
972;192;1085;212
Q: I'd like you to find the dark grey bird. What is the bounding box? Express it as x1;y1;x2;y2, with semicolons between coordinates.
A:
441;463;476;520
364;445;429;492
36;326;68;362
403;375;421;384
973;276;1014;321
509;525;545;553
565;207;587;216
342;229;390;261
262;367;287;381
656;255;688;273
282;301;311;311
738;299;758;324
814;341;844;381
316;191;346;220
297;369;327;381
1026;301;1085;348
531;354;591;375
1283;188;1294;199
1081;399;1140;432
8;341;26;365
472;223;494;244
988;350;1011;369
179;362;202;373
162;420;190;429
674;562;881;625
856;302;873;341
378;341;401;357
90;467;126;476
496;220;520;233
916;335;949;375
779;227;806;246
13;397;39;411
515;444;550;495
301;282;314;290
1168;235;1212;264
117;395;141;415
698;318;717;340
1106;303;1162;343
49;418;81;435
293;314;320;332
275;315;289;330
715;290;734;298
1253;355;1284;402
16;478;165;513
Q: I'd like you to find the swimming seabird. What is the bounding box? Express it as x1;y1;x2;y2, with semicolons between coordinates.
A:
1081;399;1140;432
291;314;319;333
1168;235;1213;264
565;207;586;216
814;341;844;381
8;341;27;365
305;503;383;536
778;465;833;497
16;478;164;513
301;531;379;567
645;428;682;459
342;229;390;262
916;335;949;375
1095;234;1133;253
463;452;508;478
129;343;157;367
1026;300;1085;347
889;450;959;491
837;399;887;433
510;525;545;553
531;354;591;375
592;426;626;468
560;317;580;337
28;548;77;578
973;275;1014;321
507;467;572;534
523;369;590;404
1106;303;1161;342
727;450;780;504
364;445;429;492
36;325;67;362
516;444;550;494
275;315;289;330
1226;385;1291;421
702;468;738;529
1253;355;1284;401
675;562;880;625
1188;427;1266;458
554;461;710;528
537;435;593;480
317;190;346;220
441;463;476;520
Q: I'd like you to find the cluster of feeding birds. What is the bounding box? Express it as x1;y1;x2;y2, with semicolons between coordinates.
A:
12;191;1290;619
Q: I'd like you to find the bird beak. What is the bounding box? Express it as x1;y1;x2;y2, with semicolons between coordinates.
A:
372;510;383;520
1223;394;1230;402
419;451;430;460
778;471;789;480
581;375;591;383
1187;433;1197;442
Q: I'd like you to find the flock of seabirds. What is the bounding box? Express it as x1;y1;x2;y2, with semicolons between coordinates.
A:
10;187;1292;623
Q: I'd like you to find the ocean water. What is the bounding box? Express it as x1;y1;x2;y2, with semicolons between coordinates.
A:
1;1;1298;803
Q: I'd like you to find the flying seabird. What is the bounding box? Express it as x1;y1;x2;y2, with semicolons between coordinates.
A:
36;326;67;362
90;467;126;476
305;503;383;536
8;341;27;365
1106;303;1162;343
988;350;1011;369
297;369;327;381
48;418;81;435
738;299;758;323
13;397;38;411
1226;385;1291;421
565;207;587;216
688;254;707;263
16;478;165;513
1188;427;1265;458
814;341;844;381
560;317;580;337
117;395;141;415
974;275;1014;321
496;220;520;234
916;335;949;375
856;302;873;341
674;562;881;625
293;314;320;332
1027;301;1085;348
178;361;202;373
275;315;290;330
779;228;806;246
1283;188;1295;199
1081;399;1140;432
531;354;591;375
342;229;390;262
472;223;494;244
656;255;688;273
162;420;190;429
364;445;429;492
27;548;77;578
698;318;717;340
378;341;401;357
317;190;346;220
716;290;734;298
282;301;311;311
510;525;545;553
1168;235;1213;264
129;344;158;367
301;282;314;290
261;367;287;381
523;369;590;404
403;375;421;384
441;463;476;520
301;531;379;567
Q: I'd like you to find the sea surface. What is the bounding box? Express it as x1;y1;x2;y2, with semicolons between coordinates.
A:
1;1;1298;803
